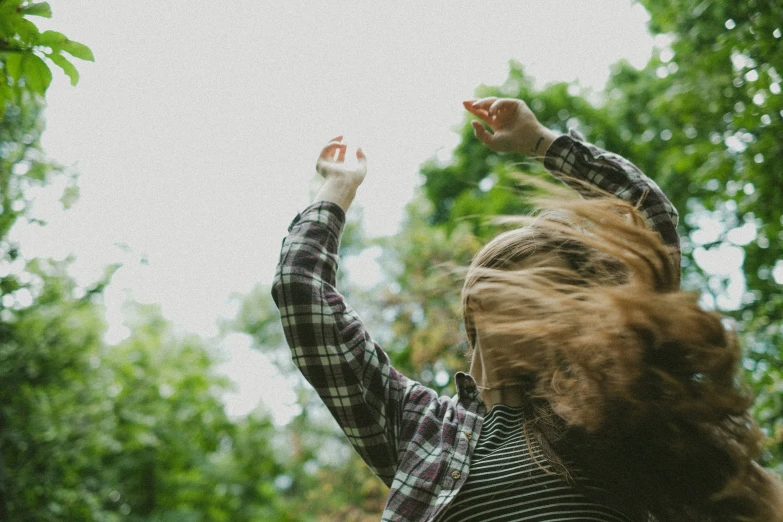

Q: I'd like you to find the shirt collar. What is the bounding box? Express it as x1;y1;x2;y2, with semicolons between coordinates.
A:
454;371;481;402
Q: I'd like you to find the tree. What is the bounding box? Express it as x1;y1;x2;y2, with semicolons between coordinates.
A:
0;4;299;520
224;2;782;516
1;3;97;517
633;0;783;468
373;0;783;471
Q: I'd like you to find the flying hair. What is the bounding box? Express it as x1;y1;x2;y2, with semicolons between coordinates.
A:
460;185;783;521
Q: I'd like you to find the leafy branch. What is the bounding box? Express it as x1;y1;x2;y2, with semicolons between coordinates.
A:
0;1;93;115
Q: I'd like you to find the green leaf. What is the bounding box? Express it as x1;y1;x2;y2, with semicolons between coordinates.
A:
15;18;40;43
21;2;52;18
38;30;68;48
0;82;10;118
22;53;52;94
0;2;23;34
61;40;94;62
47;52;78;86
5;53;23;80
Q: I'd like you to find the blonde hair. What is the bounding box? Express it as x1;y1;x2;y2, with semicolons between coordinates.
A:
461;195;783;521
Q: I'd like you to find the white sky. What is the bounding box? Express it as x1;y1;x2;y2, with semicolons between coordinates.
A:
15;0;659;418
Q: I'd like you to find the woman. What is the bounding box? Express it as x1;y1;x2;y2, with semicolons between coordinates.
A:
271;97;783;521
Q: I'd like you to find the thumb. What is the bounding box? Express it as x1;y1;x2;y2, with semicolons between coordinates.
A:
472;121;494;147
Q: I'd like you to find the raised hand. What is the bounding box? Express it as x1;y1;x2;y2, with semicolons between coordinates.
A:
462;97;557;159
316;135;367;185
313;136;367;212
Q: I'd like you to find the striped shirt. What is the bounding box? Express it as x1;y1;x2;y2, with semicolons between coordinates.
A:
272;131;680;521
437;404;633;521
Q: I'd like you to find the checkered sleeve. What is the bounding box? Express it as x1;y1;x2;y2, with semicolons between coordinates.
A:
544;130;681;279
271;201;411;485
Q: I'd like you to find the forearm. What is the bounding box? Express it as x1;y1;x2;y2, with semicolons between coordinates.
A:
271;203;407;483
543;132;681;276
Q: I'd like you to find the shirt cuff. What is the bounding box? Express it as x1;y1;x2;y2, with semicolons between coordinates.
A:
543;129;584;172
287;200;346;238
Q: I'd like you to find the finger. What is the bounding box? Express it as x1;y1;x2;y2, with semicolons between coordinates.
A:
471;97;498;111
319;142;347;161
474;108;491;123
319;142;342;160
463;101;493;125
336;144;346;162
472;120;494;146
328;135;343;143
464;102;489;123
356;148;367;171
488;98;516;119
491;99;520;122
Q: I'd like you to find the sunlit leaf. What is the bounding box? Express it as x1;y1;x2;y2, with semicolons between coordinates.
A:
37;30;68;48
20;2;52;18
15;18;40;43
0;2;22;34
61;40;94;62
47;52;78;86
21;52;51;94
5;53;23;80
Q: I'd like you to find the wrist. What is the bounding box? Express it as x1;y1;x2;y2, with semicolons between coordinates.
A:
523;126;559;160
314;177;360;212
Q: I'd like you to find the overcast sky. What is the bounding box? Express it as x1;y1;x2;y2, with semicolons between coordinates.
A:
17;1;659;420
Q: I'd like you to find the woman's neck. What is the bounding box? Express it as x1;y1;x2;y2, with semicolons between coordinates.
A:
469;341;526;410
478;383;525;411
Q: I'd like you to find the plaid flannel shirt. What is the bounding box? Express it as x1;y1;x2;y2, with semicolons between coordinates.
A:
271;131;680;521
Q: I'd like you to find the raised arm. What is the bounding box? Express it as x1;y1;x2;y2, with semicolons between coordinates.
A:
271;137;409;485
463;98;681;283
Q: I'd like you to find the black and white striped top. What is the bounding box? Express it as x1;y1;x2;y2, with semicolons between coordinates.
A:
437;404;635;522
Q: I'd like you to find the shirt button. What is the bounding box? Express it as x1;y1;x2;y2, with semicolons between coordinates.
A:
465;431;472;440
451;471;461;480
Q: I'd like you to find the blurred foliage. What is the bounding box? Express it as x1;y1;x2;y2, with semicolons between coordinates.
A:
0;4;299;521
